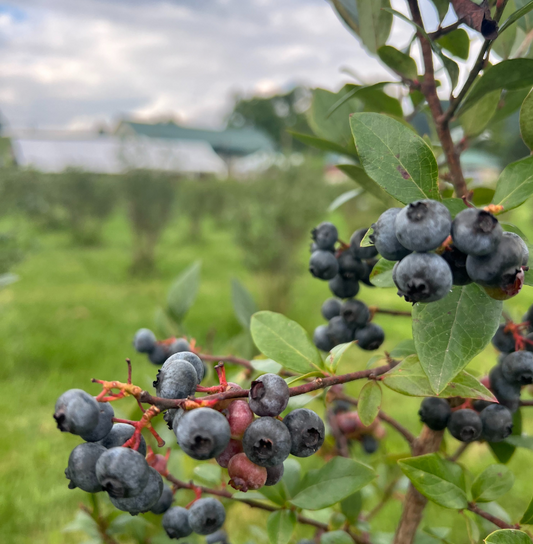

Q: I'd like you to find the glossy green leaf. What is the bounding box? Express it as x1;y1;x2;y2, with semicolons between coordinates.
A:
431;0;450;20
499;0;533;34
231;278;258;330
267;510;296;544
328;189;363;212
413;284;503;394
280;459;301;499
321;531;354;544
340;491;363;523
520;492;533;524
337;164;397;205
167;261;201;324
399;453;467;509
369;258;396;287
460;90;500;137
389;339;416;359
290;457;375;510
520;88;533;150
350;113;440;204
471;465;514;503
492;156;533;211
492;87;532;124
378;45;418;80
494;1;518;59
437;29;470;60
357;0;392;54
485;530;532;544
251;358;282;374
288;131;358;158
330;0;359;37
251;311;322;374
515;0;533;31
382;355;496;400
326;342;355;374
358;381;382;426
460;59;533;115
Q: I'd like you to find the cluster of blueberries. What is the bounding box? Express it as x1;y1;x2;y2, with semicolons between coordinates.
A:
133;327;191;365
371;201;528;303
418;307;533;443
308;222;385;353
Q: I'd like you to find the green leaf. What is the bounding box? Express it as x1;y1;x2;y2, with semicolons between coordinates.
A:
485;530;532;544
330;0;359;37
441;54;460;91
431;0;450;20
460;59;533;115
193;464;221;487
437;29;470;60
231;278;258;330
166;261;201;324
0;273;18;289
340;491;363;524
337;164;397;205
357;0;392;55
326;342;355;374
516;0;533;31
492;156;533;211
501;223;529;241
280;459;301;499
520;493;533;524
290;457;375;510
413;284;503;394
251;311;322;374
288;131;358;158
442;197;468;218
321;531;354;544
350;112;440;204
358;381;382;426
266;510;296;544
251;358;282;374
382;355;496;400
494;1;518;59
460;90;501;137
399;453;467;509
378;45;418;80
471;465;514;503
499;0;533;34
369;258;396;287
328;189;364;212
520;88;533;150
389;339;416;359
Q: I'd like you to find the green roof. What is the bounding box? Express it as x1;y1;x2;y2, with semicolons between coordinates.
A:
117;120;275;156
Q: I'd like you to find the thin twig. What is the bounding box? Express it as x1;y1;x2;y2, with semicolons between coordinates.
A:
364;478;400;521
327;409;351;458
428;20;462;40
448;442;470;462
467;502;519;530
369;307;411;317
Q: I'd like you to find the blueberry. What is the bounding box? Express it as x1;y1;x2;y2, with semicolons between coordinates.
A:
362;434;379;454
472;400;494;413
466;232;524;287
525;332;533;352
164;351;205;383
249;374;289;417
97;423;147;457
110;467;163;515
340;299;370;329
80;402;114;442
501;351;533;385
216;438;243;468
312;222;338;250
265;464;284;486
332;400;351;414
337;251;367;281
150;485;174;514
354;323;385;350
162;506;193;540
451;209;503;256
96;447;150;498
188;498;226;535
309;250;339;280
227;400;255;438
243;417;291;467
441;245;472;286
447;409;482;442
228;452;267;491
321;298;342;321
395;200;451;252
489;364;521;413
360;258;378;287
169;338;191;354
418;398;451;431
283;408;325;457
327;316;354;346
506;231;529;266
65;442;106;493
149;344;169;365
153;359;198;399
480;404;513;443
313;325;334;352
492;324;516;353
350;228;378;260
176;408;230;460
393;253;452;303
328;274;360;299
54;389;100;436
370;208;412;261
133;328;157;353
206;530;229;544
163;407;185;431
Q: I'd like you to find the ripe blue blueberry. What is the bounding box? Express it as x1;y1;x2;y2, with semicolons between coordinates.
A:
360;258;378;287
243;417;292;467
309;250;339;280
283;408;325;457
447;409;482;443
249;373;290;417
418;398;451;431
133;328;157;353
188;498;226;535
370;208;412;261
441;245;472;286
150;485;174;514
265;464;285;486
491;324;516;353
480;404;513;443
162;506;193;539
321;298;342;321
54;389;100;436
65;442;106;493
327;316;354;345
340;299;370;329
80;402;114;442
96;447;150;498
164;351;205;383
97;423;147;457
149;344;169;365
313;325;334;352
176;408;230;460
350;228;378;260
362;434;379;454
337;251;367;281
393;253;452;303
169;338;191;354
451;209;502;256
153;359;198;399
501;350;533;385
328;274;360;299
312;222;338;250
206;530;229;544
110;467;163;515
489;364;521;413
354;323;385;351
505;231;529;266
395;200;451;252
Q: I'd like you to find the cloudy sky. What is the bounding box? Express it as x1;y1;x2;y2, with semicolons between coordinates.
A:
0;0;461;131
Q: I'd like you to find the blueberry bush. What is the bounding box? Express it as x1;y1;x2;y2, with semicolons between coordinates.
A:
52;2;533;544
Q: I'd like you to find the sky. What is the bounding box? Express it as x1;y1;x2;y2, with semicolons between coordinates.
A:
0;0;464;131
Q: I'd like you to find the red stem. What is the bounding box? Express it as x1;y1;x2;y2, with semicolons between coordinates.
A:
467;503;519;530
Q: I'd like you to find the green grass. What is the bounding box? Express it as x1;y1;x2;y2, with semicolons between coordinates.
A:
2;206;533;544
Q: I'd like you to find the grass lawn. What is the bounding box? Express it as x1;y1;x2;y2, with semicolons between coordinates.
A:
2;205;533;544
